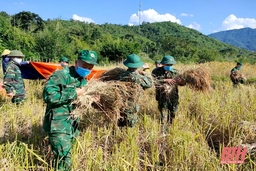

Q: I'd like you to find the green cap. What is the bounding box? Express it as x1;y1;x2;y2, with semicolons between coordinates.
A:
78;50;98;65
123;54;144;68
237;62;243;66
160;55;176;65
59;56;69;63
155;60;161;64
8;50;25;58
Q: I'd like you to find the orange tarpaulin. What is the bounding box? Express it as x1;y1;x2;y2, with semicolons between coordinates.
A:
28;62;106;80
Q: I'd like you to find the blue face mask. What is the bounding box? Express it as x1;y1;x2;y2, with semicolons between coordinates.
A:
164;66;173;71
76;66;91;77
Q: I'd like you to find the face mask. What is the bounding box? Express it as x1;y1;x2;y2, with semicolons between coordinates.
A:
4;57;9;62
60;63;66;67
76;66;91;77
237;66;242;70
164;66;173;71
13;58;22;64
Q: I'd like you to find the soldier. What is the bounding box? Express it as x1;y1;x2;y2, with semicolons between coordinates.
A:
155;60;162;68
3;50;26;104
59;56;69;67
43;50;98;170
152;55;186;126
230;62;245;87
1;49;11;74
118;54;153;128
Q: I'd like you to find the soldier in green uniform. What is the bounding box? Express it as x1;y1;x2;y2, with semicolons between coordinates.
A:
43;50;98;171
118;54;153;127
152;55;186;125
230;62;245;87
3;50;26;104
59;56;69;68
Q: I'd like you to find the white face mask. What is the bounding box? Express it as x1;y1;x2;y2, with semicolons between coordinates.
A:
13;58;22;64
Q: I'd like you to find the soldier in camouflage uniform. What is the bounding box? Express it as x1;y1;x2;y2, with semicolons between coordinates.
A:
59;56;69;68
118;54;153;127
3;50;26;104
230;62;245;87
152;55;186;125
43;50;98;171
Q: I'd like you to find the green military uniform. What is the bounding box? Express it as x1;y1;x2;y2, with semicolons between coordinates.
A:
43;50;97;171
152;55;182;124
230;63;244;87
118;54;152;127
3;50;26;104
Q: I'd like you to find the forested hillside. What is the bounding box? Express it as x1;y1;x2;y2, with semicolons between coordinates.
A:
208;28;256;52
1;11;256;64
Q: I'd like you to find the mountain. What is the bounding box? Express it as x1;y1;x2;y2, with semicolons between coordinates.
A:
208;28;256;52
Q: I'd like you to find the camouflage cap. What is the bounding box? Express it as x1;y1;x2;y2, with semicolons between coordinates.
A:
78;50;98;65
8;50;25;57
59;56;69;63
1;49;11;57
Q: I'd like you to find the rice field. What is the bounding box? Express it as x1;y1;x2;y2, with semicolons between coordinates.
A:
0;61;255;171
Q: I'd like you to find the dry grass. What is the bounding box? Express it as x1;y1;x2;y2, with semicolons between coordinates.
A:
179;66;212;92
0;62;256;170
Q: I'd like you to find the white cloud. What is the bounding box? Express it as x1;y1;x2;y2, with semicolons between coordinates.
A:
180;13;193;17
129;9;181;25
187;22;201;31
72;14;95;23
128;23;134;26
222;14;256;30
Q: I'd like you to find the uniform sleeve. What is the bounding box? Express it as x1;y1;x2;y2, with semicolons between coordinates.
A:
43;71;77;105
138;75;153;89
3;65;16;94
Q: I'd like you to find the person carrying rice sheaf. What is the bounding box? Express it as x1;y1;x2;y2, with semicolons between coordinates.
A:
118;54;153;128
152;55;186;126
42;49;99;170
230;62;245;87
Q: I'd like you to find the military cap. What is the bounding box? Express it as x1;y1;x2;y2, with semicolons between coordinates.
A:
59;56;69;63
123;54;144;68
78;50;98;65
8;50;25;57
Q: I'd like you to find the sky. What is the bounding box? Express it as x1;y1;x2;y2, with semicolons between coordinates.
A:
1;0;256;35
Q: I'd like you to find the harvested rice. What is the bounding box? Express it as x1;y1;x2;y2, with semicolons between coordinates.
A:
179;66;212;92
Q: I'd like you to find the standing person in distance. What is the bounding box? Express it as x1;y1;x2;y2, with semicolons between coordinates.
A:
3;50;26;104
1;49;11;74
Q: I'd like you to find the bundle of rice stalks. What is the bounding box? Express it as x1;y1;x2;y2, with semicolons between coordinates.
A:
230;71;246;83
99;67;126;81
71;80;143;124
179;66;212;92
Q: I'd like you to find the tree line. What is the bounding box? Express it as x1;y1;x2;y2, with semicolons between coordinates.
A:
1;11;256;64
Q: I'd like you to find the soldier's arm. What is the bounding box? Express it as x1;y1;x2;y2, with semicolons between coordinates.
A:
139;75;153;89
3;66;17;95
43;72;77;105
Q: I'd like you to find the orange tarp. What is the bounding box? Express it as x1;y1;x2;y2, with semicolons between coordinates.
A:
30;62;106;80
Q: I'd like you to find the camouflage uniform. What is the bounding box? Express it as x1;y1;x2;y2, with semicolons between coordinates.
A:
43;50;97;171
118;69;153;127
3;60;26;104
43;66;86;170
152;67;180;124
230;67;244;87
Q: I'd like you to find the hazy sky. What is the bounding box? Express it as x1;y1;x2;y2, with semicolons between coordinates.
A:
1;0;256;35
